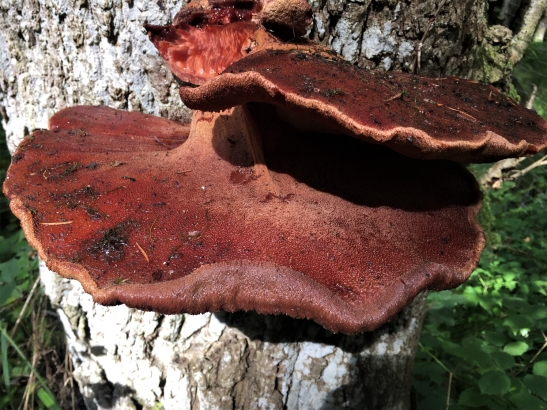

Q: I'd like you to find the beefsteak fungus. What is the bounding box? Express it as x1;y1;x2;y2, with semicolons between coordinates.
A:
4;0;547;333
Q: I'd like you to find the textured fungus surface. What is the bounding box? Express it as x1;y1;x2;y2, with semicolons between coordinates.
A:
145;0;313;85
180;50;547;162
4;105;484;334
145;22;262;85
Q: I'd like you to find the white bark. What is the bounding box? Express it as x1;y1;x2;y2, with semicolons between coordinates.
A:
0;0;190;148
41;262;427;409
1;0;491;408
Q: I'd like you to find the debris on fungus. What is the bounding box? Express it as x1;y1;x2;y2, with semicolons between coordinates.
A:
4;0;547;334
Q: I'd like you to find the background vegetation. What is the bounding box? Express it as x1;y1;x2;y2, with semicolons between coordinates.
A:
514;41;547;118
0;128;80;409
413;153;547;409
413;40;547;409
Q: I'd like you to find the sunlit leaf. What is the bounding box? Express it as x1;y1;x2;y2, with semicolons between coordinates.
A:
532;306;547;320
37;388;61;410
533;361;547;378
503;341;529;356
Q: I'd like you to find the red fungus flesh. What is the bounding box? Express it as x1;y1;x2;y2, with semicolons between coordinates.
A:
145;22;261;85
179;50;547;162
4;105;484;334
145;0;314;85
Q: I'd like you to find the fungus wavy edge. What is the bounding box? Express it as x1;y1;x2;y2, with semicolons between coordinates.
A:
179;70;537;162
9;193;485;335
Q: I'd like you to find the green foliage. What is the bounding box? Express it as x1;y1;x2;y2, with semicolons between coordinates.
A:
513;41;547;118
413;153;547;409
0;131;65;409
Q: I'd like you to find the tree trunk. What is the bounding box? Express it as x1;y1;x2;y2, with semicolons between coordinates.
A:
42;264;428;410
0;0;528;408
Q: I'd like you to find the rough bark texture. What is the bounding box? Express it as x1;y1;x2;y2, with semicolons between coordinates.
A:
0;0;508;408
42;263;428;410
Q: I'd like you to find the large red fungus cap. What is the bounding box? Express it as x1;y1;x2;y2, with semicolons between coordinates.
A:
179;50;547;162
4;105;484;334
145;0;314;85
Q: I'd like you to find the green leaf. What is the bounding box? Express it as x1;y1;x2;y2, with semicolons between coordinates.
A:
0;258;19;282
459;387;486;407
532;306;547;320
509;391;547;410
483;332;507;347
524;374;547;401
479;370;511;395
417;395;445;410
491;351;515;370
503;315;535;333
0;282;16;307
0;324;60;409
443;342;468;359
1;331;9;387
533;361;547;378
443;342;491;368
504;341;529;356
413;380;435;397
37;387;61;410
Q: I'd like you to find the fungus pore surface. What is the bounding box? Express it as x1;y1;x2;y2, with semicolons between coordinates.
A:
4;105;484;334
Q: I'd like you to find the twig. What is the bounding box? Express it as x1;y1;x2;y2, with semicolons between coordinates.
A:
479;158;526;188
445;372;453;410
136;242;150;263
40;221;73;226
10;276;40;338
154;135;178;149
446;106;477;122
530;331;547;363
513;331;547;377
384;92;403;102
526;84;538;109
0;324;60;409
69;350;76;410
149;216;159;243
419;343;455;375
507;154;547;180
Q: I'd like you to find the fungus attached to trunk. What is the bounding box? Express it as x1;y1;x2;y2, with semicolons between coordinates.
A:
4;105;485;334
4;0;547;334
144;0;314;84
179;50;547;162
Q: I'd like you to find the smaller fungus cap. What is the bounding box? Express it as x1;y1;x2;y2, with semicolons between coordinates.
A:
179;50;547;162
4;105;485;334
145;0;313;85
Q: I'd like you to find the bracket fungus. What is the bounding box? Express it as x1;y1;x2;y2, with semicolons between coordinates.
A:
4;0;547;334
144;0;315;84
